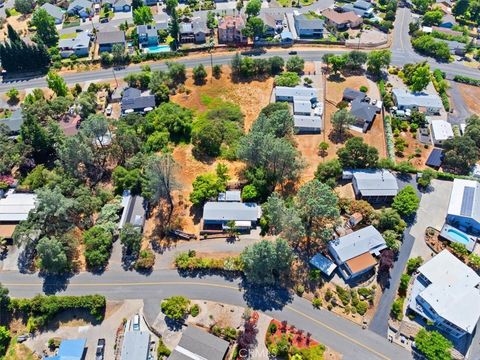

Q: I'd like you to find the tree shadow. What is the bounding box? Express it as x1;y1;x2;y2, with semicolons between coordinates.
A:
17;245;36;274
241;282;293;312
328;129;352;144
164;316;184;331
41;274;72;295
327;73;346;82
176;268;242;282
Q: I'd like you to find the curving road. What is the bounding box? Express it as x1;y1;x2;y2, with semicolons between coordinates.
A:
1;269;411;360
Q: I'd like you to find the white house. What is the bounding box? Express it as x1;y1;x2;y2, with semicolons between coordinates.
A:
392;88;443;115
431;120;454;145
346;169;399;202
58;31;91;58
328;225;387;280
446;179;480;235
0;191;37;239
407;250;480;338
203;202;261;230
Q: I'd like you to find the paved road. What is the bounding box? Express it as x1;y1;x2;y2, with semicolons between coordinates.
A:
1;269;411;360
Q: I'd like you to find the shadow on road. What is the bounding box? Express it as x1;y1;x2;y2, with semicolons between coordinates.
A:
241;282;293;312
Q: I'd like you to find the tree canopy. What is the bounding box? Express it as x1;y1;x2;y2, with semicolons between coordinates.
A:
414;329;452;360
337;137;379;169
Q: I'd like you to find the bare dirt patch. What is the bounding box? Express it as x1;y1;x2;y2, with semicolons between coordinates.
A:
394;131;430;169
456;83;480;114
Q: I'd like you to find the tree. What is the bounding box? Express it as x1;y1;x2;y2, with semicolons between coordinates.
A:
241;184;257;202
36;236;68;273
410;63;431;92
331;109;356;140
274;71;300;87
377;208;406;234
337;137;379;169
383;230;401;252
83;225;113;269
345;51;368;70
0;326;10;357
414;329;452;360
148;71;170;104
241;238;294;285
418;168;437;188
422;10;443;26
190;169;227;206
166;62;186;84
132;0;143;10
14;0;34;14
146;102;193;141
7;24;21;43
330;55;348;74
31;8;59;47
47;71;68;97
133;5;153;25
0;283;9;309
286;56;305;74
245;0;261;17
192;64;207;84
112;44;126;65
161;296;191;320
464;114;480;148
453;0;469;16
236;0;244;12
412;0;432;13
165;0;178;13
243;16;265;38
406;256;423;274
6;88;19;104
442;135;478;175
366;50;391;77
314;159;342;184
120;224;142;258
212;64;222;78
207;11;216;29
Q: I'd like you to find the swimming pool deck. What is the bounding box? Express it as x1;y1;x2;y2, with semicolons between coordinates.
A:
440;224;477;252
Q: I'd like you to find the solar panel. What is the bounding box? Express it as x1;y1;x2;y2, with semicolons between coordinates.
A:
461;187;476;217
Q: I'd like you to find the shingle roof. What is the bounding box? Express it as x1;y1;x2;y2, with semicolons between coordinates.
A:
203;202;260;222
294;14;325;30
343;87;366;101
0;108;23;133
97;30;126;45
137;24;158;37
352;169;399;197
322;9;360;25
218;15;245;30
354;0;372;9
58;31;90;50
121;87;155;111
169;326;230;360
350;98;376;124
41;3;64;20
68;0;92;12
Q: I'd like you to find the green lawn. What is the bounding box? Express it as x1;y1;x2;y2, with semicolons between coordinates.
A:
8;8;20;16
60;33;77;39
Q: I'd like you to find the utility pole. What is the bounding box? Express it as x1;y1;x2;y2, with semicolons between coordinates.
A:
208;38;214;83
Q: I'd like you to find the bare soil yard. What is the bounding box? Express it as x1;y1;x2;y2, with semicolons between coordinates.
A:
456;83;480;114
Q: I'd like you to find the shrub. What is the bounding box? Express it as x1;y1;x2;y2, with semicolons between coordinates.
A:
312;297;322;309
295;284;305;296
157;339;171;358
269;322;277;334
161;296;191;321
391;297;404;320
325;289;333;302
359;85;368;93
399;274;411;295
335;286;351;306
190;304;200;317
406;256;423;275
135;249;155;270
355;301;368;315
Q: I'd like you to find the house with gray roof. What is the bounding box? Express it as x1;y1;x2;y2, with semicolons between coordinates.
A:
350;97;377;133
104;0;131;12
121;87;155;114
342;0;374;18
67;0;93;18
179;18;208;43
58;31;91;58
392;88;443;115
168;326;230;360
348;169;399;202
137;24;159;46
0;108;23;135
343;88;366;101
203;201;261;230
97;30;126;52
260;12;285;36
40;3;65;24
119;191;147;232
121;330;150;360
294;13;325;38
443;39;467;55
218;190;241;202
446;179;480;235
328;225;386;280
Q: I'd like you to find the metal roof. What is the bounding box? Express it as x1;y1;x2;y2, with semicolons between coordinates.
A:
121;331;150;360
294;99;312;114
168;326;229;360
45;338;86;360
119;192;146;229
218;190;241;202
392;88;443;109
309;253;337;276
275;86;319;99
203;202;260;222
352;169;399;197
431;120;453;141
0;192;37;222
448;179;480;223
293;115;323;129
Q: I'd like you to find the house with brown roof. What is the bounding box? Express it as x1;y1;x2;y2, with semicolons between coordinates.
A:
322;9;362;30
218;15;247;44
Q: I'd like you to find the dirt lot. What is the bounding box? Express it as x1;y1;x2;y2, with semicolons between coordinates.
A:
456;83;480;114
394;130;431;169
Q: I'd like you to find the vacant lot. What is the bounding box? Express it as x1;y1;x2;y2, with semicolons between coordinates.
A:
456;83;480;114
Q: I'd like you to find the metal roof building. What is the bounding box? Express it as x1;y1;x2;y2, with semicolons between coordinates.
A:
446;179;480;234
203;202;261;227
45;338;86;360
168;326;229;360
309;253;337;276
0;192;37;222
119;191;147;231
121;331;150;360
275;86;319;101
431;120;453;145
350;169;398;201
392;88;443;114
218;190;241;202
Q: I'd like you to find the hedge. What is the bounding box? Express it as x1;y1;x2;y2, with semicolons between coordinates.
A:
175;251;243;272
453;75;480;87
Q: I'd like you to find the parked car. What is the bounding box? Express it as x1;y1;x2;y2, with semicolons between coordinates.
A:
17;334;29;343
288;50;297;55
132;314;140;331
100;17;109;23
96;338;105;360
105;104;112;116
76;28;84;33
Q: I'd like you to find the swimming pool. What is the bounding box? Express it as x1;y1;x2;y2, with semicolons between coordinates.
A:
145;45;171;53
446;228;471;245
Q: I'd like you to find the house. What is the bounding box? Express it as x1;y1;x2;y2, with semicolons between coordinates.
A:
322;9;362;30
443;39;467;55
0;108;23;135
121;87;155;114
432;26;463;37
328;225;387;280
431;120;453;145
440;13;457;28
67;0;93;18
346;169;399;202
97;30;126;52
343;88;366;102
203;201;261;230
218;15;247;44
121;331;150;360
280;31;294;44
119;191;147;232
342;0;374;18
260;12;285;36
179;19;208;44
392;88;443;115
104;0;131;12
0;191;37;223
137;24;159;46
309;253;337;276
41;3;64;24
168;326;230;360
218;190;241;202
407;250;480;338
45;339;86;360
58;31;91;58
425;147;444;169
350;97;377;133
275;86;318;102
294;13;325;38
446;179;480;235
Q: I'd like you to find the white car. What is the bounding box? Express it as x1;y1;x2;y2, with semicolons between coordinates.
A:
132;314;140;331
105;104;112;116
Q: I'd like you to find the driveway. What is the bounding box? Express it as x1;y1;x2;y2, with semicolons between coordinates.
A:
447;81;472;125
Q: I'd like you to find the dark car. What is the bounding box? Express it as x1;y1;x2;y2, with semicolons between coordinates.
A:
288;51;298;55
100;17;109;23
96;339;105;360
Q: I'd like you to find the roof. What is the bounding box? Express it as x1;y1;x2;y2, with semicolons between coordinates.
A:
354;0;372;9
441;13;457;25
426;148;444;168
97;30;126;45
343;87;366;101
443;39;466;51
0;108;23;133
203;202;260;222
41;3;64;20
0;224;16;238
350;98;376;124
392;88;443;109
294;14;325;30
275;86;319;99
412;250;480;334
168;326;230;360
120;331;150;360
68;0;92;11
447;179;480;223
0;192;37;222
179;22;193;34
310;253;337;276
260;12;284;28
328;225;387;263
294;99;312;114
322;8;360;24
218;15;245;30
192;19;208;33
119;193;146;229
45;339;86;360
431;120;453;141
432;26;463;37
121;87;155;111
218;190;241;202
137;24;158;37
346;252;377;274
59;31;90;50
352;169;399;197
293;115;322;129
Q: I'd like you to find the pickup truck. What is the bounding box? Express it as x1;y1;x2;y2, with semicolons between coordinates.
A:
96;338;105;360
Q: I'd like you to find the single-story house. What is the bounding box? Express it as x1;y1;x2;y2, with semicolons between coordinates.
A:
407;250;480;338
260;12;285;36
137;24;159;46
275;86;318;102
343;88;366;102
432;26;463;37
121;331;150;360
328;225;387;280
350;97;377;133
392;88;443;115
346;169;399;202
425;148;444;169
67;0;93;18
45;339;86;360
431;120;453;145
218;190;241;202
58;31;91;58
294;13;325;38
446;179;480;235
310;253;337;276
121;87;156;114
104;0;131;12
322;9;362;30
342;0;374;18
443;39;467;55
440;13;457;28
0;191;37;223
41;3;65;24
168;326;230;360
0;108;23;135
119;191;147;232
97;30;126;53
293;115;323;134
203;201;261;230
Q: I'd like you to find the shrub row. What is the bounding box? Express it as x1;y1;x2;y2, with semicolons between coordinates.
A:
454;75;480;87
175;251;243;271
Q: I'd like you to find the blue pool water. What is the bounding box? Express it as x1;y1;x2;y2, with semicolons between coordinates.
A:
447;228;470;245
145;45;171;53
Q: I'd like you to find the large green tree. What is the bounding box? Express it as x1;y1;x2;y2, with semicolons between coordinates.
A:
0;326;10;357
337;137;379;168
331;109;356;140
120;224;142;258
442;135;478;175
245;0;261;17
410;63;431;92
392;185;419;218
36;236;69;273
47;71;68;97
414;329;452;360
133;5;153;25
161;296;190;320
286;56;305;74
31;8;59;47
83;225;113;269
366;50;391;77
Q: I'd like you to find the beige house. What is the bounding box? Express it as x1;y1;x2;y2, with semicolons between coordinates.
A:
218;15;247;44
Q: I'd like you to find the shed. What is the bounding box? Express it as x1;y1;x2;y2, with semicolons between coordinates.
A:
431;120;453;145
309;253;337;276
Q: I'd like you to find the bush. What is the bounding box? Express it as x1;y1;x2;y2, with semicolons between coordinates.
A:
391;297;404;320
157;338;171;358
325;289;333;302
161;296;191;321
190;304;200;317
135;249;155;270
295;284;305;296
406;256;423;275
399;274;411;295
355;301;368;315
269;322;277;334
359;85;368;93
335;286;351;306
312;297;322;309
454;75;480;87
274;71;301;87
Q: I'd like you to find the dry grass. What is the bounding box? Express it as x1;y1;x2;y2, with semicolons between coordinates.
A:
456;83;480;114
394;131;431;169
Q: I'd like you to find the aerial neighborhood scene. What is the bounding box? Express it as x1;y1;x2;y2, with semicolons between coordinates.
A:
1;0;480;357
